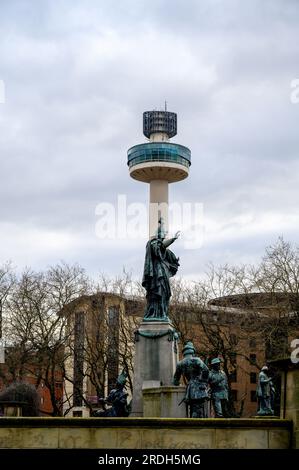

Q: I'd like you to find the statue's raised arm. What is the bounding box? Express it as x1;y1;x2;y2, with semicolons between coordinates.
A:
163;230;180;248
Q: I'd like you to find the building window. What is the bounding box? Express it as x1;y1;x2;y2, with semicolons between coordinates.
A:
40;397;44;405
107;306;120;391
249;338;256;349
249;353;256;365
73;311;85;407
73;410;82;417
230;389;237;401
251;391;257;402
229;369;237;383
250;372;257;384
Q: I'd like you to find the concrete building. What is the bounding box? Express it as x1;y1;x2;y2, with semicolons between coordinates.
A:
59;291;298;417
60;293;140;417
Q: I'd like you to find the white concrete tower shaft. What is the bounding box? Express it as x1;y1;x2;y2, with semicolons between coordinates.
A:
149;179;169;238
149;130;169;237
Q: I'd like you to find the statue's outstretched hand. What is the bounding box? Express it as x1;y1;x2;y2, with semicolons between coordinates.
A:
175;231;181;239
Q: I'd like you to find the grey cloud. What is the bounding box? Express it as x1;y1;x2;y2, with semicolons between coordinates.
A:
0;0;298;278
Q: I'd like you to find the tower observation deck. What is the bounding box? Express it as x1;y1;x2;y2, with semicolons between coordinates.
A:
127;109;191;237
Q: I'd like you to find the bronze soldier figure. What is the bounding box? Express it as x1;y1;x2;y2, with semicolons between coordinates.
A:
256;365;275;416
173;341;210;418
209;357;229;418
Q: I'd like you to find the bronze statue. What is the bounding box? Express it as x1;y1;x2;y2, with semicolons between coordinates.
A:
256;365;275;416
142;218;180;321
209;357;229;418
95;371;130;417
173;341;210;418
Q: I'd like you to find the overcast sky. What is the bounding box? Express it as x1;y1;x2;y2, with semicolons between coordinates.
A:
0;0;298;280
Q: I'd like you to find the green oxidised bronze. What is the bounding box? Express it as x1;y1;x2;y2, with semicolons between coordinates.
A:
134;329;179;342
142;218;180;322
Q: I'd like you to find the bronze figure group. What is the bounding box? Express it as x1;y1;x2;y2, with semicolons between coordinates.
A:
173;341;229;418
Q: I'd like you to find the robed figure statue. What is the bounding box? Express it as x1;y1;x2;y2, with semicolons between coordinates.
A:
142;218;180;321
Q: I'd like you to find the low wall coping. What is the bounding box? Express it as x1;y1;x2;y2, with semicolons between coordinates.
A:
0;417;292;429
143;386;185;394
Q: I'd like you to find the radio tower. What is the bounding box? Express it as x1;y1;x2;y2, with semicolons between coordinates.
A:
127;108;191;236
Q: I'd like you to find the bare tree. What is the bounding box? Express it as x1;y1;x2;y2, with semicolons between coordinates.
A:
60;271;142;416
249;237;299;359
169;263;281;416
1;263;90;415
0;262;15;338
1;237;298;418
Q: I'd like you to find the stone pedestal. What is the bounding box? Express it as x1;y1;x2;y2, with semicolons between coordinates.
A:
143;386;187;417
130;321;179;417
270;357;299;448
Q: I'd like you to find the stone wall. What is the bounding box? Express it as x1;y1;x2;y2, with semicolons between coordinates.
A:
280;364;299;448
143;386;186;418
0;417;292;449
